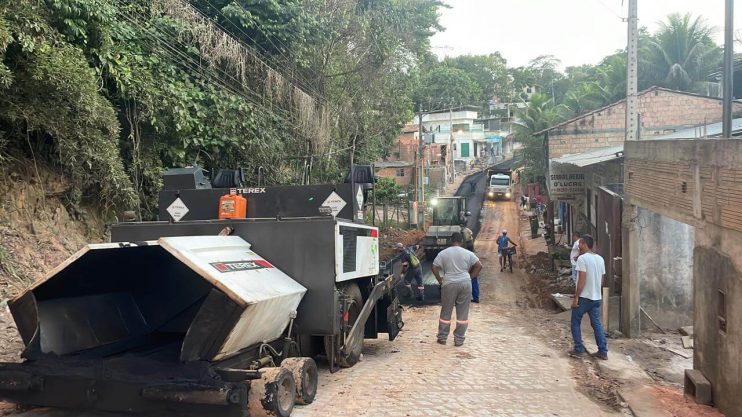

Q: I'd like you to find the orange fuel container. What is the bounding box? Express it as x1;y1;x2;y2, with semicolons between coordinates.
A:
218;194;247;219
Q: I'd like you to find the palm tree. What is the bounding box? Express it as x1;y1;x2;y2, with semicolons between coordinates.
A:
563;82;608;116
512;93;564;182
643;13;722;93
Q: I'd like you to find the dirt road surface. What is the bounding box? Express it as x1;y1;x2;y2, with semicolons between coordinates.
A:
9;200;622;417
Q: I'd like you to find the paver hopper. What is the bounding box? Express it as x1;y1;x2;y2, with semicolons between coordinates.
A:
0;236;315;417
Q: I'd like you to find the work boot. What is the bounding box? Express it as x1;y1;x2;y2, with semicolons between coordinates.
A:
437;339;446;345
471;298;480;303
568;349;587;358
454;340;464;347
416;288;425;302
591;351;608;360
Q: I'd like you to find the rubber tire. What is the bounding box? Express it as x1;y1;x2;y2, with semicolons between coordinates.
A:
247;367;296;417
281;357;318;405
337;281;364;368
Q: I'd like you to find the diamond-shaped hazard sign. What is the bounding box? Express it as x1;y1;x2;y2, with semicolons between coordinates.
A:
166;197;189;222
321;192;347;217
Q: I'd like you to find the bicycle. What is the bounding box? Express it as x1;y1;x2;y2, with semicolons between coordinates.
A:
502;246;517;273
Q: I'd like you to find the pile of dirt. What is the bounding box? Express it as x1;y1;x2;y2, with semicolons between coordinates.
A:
0;159;106;300
650;385;724;417
379;227;425;261
0;305;22;363
0;157;107;365
519;250;574;309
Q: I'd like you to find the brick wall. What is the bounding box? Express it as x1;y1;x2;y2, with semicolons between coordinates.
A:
376;167;412;186
548;89;742;158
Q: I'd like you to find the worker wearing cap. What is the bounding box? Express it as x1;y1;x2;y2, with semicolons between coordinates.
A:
394;243;425;301
497;229;517;272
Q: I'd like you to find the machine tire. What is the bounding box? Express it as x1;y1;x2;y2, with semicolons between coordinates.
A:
337;281;364;368
247;367;296;417
280;357;318;405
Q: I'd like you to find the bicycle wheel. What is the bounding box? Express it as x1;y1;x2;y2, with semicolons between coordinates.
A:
508;254;513;273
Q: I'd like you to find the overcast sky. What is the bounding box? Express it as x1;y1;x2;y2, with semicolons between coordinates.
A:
431;0;742;69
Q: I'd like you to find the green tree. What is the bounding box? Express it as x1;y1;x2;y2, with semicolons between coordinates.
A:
642;13;722;93
512;93;563;183
374;177;402;205
415;66;480;108
442;53;509;112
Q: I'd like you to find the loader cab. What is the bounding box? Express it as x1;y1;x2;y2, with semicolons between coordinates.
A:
431;197;470;226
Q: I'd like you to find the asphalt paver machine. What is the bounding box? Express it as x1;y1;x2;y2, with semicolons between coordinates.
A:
0;166;403;417
421;196;472;258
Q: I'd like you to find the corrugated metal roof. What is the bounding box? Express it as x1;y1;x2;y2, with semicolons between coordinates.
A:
550;145;624;167
652;117;742;139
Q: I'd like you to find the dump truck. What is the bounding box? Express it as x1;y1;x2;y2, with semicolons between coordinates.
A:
0;166;403;417
487;173;512;201
421;196;472;258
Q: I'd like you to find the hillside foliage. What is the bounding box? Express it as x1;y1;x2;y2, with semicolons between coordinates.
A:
0;0;443;219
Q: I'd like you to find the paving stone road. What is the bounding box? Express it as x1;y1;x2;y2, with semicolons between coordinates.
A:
292;201;619;417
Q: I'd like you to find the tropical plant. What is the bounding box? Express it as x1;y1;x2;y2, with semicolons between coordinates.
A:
512;93;564;183
642;13;722;93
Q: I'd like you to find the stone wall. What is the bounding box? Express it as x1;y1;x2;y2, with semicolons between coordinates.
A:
548;88;742;158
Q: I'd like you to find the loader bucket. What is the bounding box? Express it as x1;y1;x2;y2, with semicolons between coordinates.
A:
9;236;306;362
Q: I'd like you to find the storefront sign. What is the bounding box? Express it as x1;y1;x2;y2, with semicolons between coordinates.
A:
549;172;585;197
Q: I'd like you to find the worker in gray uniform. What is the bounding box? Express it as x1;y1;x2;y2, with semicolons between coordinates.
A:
432;232;483;346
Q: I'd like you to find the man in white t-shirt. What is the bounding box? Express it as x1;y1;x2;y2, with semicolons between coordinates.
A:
569;232;582;284
568;234;608;360
432;232;482;347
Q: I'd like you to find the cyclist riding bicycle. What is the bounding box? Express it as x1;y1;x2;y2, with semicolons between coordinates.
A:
497;229;517;272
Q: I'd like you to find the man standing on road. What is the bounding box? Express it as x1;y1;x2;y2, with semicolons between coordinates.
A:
569;234;608;360
394;243;425;302
569;231;582;284
496;229;517;272
432;232;482;346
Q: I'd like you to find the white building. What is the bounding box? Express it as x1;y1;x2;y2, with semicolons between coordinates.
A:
420;108;487;163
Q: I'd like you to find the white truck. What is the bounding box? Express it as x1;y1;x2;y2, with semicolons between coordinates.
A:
487;173;512;201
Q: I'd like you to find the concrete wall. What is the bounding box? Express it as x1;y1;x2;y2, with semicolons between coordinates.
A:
694;226;742;416
636;207;694;330
547;88;742;158
623;139;742;416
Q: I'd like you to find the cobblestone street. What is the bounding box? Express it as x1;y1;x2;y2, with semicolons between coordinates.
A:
293;201;619;417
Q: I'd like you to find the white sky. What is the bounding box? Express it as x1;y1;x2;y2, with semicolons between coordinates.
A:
431;0;742;69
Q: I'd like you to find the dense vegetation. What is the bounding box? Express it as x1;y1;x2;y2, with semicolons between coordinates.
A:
0;0;443;218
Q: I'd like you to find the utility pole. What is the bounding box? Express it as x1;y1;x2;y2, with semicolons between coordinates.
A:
723;0;734;138
418;103;424;203
625;0;639;141
448;106;454;183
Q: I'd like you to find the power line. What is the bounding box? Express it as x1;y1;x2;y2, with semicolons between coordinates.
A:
115;7;358;162
191;0;330;106
594;0;625;20
114;7;314;141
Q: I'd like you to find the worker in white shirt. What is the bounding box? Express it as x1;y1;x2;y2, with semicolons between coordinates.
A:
569;231;581;284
